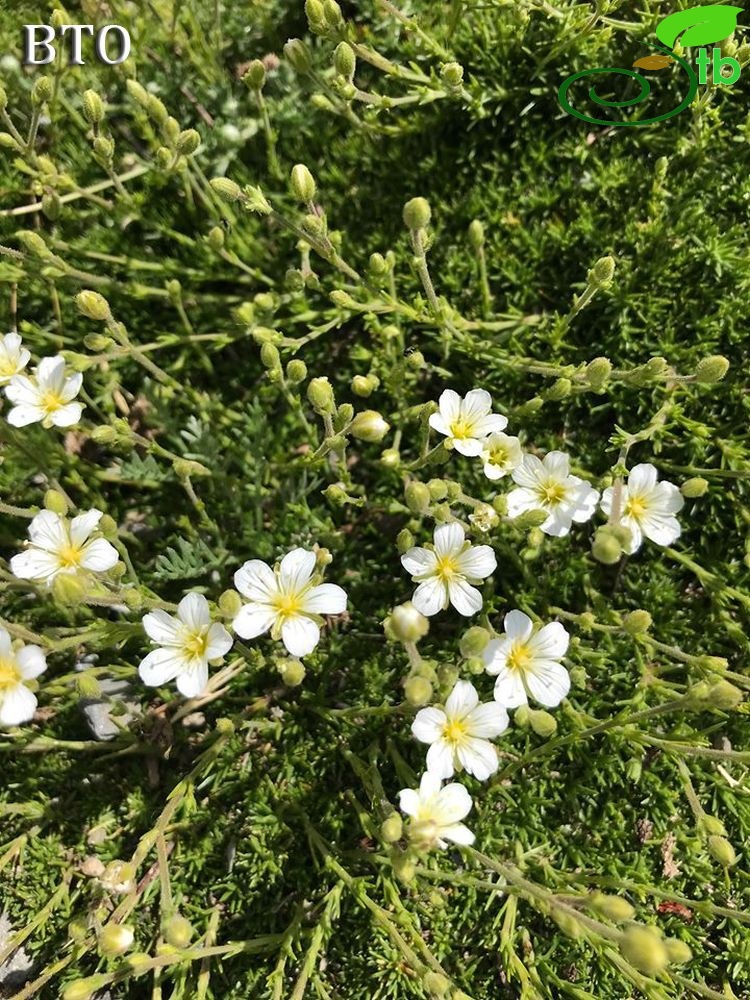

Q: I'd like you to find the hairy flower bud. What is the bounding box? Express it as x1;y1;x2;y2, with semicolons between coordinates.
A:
381;812;403;843
18;230;52;258
589;892;635;923
694;355;729;384
664;938;692;965
585;356;612;391
708;834;736;867
459;626;490;658
440;61;464;89
528;709;557;738
404;675;432;706
284;38;313;74
62;981;99;1000
388;602;429;643
82;89;105;124
468;219;484;249
681;477;708;498
93;135;114;162
350;410;389;443
307;376;335;414
380;447;400;468
31;76;52;106
77;291;110;323
44;488;68;515
589;255;615;288
405;480;431;514
210;176;243;202
260;342;280;369
351;374;376;397
291;163;316;203
619;925;668;975
334;41;356;79
244;59;266;90
396;528;414;554
176;128;201;155
706;679;743;710
622;609;652;635
163;914;194;948
323;0;344;27
99;923;134;957
403;197;431;231
286;359;307;384
277;657;306;686
53;573;89;606
592;526;622;565
305;0;326;30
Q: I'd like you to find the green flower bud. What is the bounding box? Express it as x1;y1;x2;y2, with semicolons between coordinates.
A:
528;709;557;738
40;190;60;221
155;146;172;169
305;0;326;30
53;573;89;606
176;128;201;155
0;133;19;149
468;219;484;249
334;41;356;79
392;850;416;883
619;925;669;975
424;971;450;998
551;909;584;939
44;488;68;515
260;342;280;369
286;359;307;384
589;892;635;923
396;528;414;553
406;350;425;369
681;477;708;498
146;94;168;124
585;356;612;391
546;377;572;401
512;508;548;529
459;626;490;658
350;410;390;443
62;981;98;1000
218;590;243;618
622;609;652;635
368;251;387;277
706;680;743;710
31;76;52;106
695;355;729;384
592;526;622;565
323;0;344;27
126;952;152;974
440;61;464;89
492;494;508;517
277;657;306;686
291;163;316;203
375;812;403;846
92;135;114;162
122;588;143;611
324;483;349;505
380;448;400;469
708;835;736;867
126;79;149;105
99;922;134;957
405;481;431;514
589;255;615;288
698;814;726;837
243;59;267;90
17;230;52;258
404;676;432;706
91;425;118;444
403;197;431;231
284;38;313;74
82;89;105;124
207;225;225;251
0;84;6;110
664;938;692;966
163;914;194;948
514;704;531;728
388;602;429;643
351;374;376;397
210;176;243;202
307;376;335;414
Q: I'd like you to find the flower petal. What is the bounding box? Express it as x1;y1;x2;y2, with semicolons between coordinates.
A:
278;548;316;593
528;621;569;660
438;822;475;846
398;789;420;817
411;706;446;744
69;509;102;546
465;701;509;738
401;547;437;578
426;739;455;779
49;402;83;427
433;782;473;824
444;680;478;719
641;514;681;547
452;437;484;457
6;403;44;426
281;615;320;657
455;543;496;581
234;559;276;601
457;737;498;780
232;603;276;640
412;578;448;617
79;538;119;572
447;578;483;617
493;668;528;708
10;549;60;583
628;463;658;492
504;610;533;641
205;622;233;659
177;592;210;630
176;662;209;698
433;522;465;558
28;510;67;552
142;609;181;645
524;659;571;708
15;645;47;681
302;583;347;615
437;389;461;423
0;684;37;727
138;648;184;687
461;389;492;420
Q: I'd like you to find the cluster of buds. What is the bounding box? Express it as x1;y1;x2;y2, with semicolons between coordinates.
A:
126;79;201;173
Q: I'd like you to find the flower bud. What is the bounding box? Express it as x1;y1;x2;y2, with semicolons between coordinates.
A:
466;220;485;252
589;892;635;923
392;850;416;883
440;62;464;89
126;952;152;974
698;814;726;837
334;41;356;79
307;377;335;416
622;609;652;635
98;922;134;957
176;128;201;155
396;529;414;554
291;163;316;203
218;590;243;617
380;447;400;468
42;191;61;221
681;477;708;498
551;909;583;939
706;679;743;710
62;981;98;1000
514;704;531;727
351;374;375;397
244;59;267;90
18;230;52;257
388;603;429;643
404;676;432;706
207;225;225;251
403;197;431;231
77;672;101;698
31;76;52;106
324;483;348;505
708;834;736;867
277;657;306;686
512;508;548;529
589;255;615;288
53;573;89;606
76;290;111;321
93;135;114;162
694;355;729;384
665;938;692;965
91;425;118;444
619;925;669;975
82;89;105;124
210;176;243;202
592;526;622;565
380;812;403;843
459;626;490;658
44;488;68;515
407;350;425;369
0;84;6;110
528;709;557;738
585;356;612;391
323;0;344;27
286;359;307;384
146;94;168;124
284;38;313;74
305;0;326;30
424;972;450;998
405;481;431;514
260;342;280;369
0;133;19;149
350;410;389;443
546;377;572;401
164;914;194;948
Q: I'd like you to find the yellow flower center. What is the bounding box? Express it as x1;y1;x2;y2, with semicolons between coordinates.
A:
58;542;83;568
443;718;467;744
0;656;21;693
0;359;18;377
183;629;209;658
488;445;509;467
40;389;65;414
624;494;647;520
449;417;474;440
536;479;567;507
273;593;303;618
507;641;532;673
434;555;458;581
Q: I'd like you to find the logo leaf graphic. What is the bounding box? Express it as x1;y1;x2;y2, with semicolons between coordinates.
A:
655;5;743;49
633;55;674;70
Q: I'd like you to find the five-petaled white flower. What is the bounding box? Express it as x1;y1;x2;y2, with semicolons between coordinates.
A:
412;679;508;780
481;431;523;481
232;548;347;657
600;463;684;554
0;627;47;728
4;355;83;428
398;771;475;848
0;333;30;386
401;522;496;618
507;451;599;537
483;610;570;709
139;593;233;698
429;389;508;456
10;508;119;586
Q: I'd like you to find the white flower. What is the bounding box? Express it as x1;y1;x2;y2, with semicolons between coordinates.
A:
481;432;523;481
507;451;599;537
428;389;508;456
412;679;508;780
600;463;684;554
0;333;30;386
4;355;83;428
483;610;570;708
10;508;119;587
139;593;233;698
398;771;475;848
232;548;347;657
401;522;496;618
0;627;47;727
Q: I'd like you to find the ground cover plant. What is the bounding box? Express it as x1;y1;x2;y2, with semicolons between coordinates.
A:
1;1;749;997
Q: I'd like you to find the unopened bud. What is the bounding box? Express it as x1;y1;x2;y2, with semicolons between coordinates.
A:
708;835;736;867
404;675;432;706
405;480;431;514
31;76;52;106
334;41;356;79
44;488;68;515
350;410;389;442
459;626;490;658
622;609;652;635
291;163;316;203
619;925;669;975
244;59;267;89
307;376;335;414
260;342;280;369
164;914;194;948
440;62;464;89
76;290;111;321
403;197;431;231
99;923;134;957
528;709;557;738
664;938;692;965
380;447;400;468
351;374;376;397
585;356;612;391
82;89;105;124
52;572;89;605
681;477;708;498
176;128;201;155
695;355;729;384
277;657;306;686
286;359;307;384
284;38;313;74
589;255;615;287
706;680;743;710
380;812;403;843
592;526;622;565
210;176;243;202
388;602;429;643
589;892;635;923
